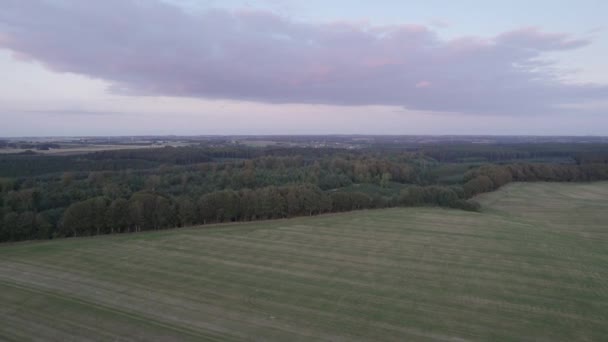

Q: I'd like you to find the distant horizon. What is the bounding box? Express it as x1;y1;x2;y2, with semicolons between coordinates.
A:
3;133;608;139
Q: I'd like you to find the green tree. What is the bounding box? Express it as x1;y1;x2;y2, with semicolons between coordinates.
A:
380;172;392;188
177;197;197;227
107;198;130;233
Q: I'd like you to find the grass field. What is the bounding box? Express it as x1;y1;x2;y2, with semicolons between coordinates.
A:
1;182;608;341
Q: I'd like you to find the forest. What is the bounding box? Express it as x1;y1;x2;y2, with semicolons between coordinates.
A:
1;142;608;242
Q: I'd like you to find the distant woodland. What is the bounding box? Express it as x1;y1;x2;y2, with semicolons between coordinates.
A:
1;142;608;242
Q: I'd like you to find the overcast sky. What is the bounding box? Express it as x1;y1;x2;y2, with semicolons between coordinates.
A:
1;0;607;136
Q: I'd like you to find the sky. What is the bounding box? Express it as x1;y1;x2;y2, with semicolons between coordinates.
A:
1;0;607;136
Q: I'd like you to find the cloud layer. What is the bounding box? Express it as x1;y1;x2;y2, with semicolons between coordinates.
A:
1;0;606;115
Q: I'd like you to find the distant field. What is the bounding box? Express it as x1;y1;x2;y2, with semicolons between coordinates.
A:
1;182;607;341
0;143;189;155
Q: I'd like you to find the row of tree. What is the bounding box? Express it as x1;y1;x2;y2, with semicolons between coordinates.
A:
4;162;608;242
1;182;485;241
421;143;608;163
462;163;608;197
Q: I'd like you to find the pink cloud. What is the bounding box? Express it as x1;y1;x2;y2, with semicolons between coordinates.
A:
495;27;589;50
416;81;432;89
0;32;9;45
0;0;605;116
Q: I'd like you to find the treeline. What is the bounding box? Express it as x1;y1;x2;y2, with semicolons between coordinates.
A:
462;163;608;197
0;155;429;212
420;143;608;163
0;151;433;241
2;144;608;243
574;152;608;165
0;182;483;241
0;140;60;150
0;154;159;177
3;143;605;178
88;146;214;165
0;146;364;178
0;146;254;178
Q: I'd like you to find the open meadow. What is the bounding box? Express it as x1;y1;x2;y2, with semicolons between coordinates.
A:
1;182;607;341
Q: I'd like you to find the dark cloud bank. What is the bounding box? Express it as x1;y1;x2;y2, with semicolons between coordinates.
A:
1;0;607;115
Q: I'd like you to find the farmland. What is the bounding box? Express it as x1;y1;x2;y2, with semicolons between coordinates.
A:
1;182;607;341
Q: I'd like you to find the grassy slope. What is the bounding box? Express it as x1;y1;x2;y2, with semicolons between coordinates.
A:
1;182;607;341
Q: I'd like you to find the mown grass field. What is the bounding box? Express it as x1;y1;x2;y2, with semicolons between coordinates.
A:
1;182;608;341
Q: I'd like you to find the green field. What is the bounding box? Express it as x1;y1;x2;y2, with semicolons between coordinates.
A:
1;182;608;341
